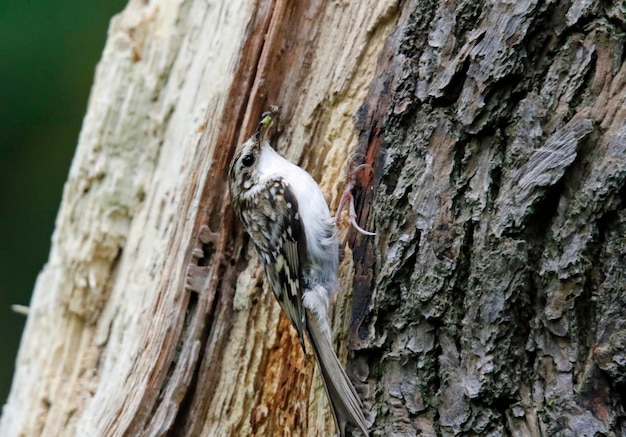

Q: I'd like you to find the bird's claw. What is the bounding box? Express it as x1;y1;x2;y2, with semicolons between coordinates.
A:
335;163;376;236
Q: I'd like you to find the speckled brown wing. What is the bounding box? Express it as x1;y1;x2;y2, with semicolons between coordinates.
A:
240;178;309;350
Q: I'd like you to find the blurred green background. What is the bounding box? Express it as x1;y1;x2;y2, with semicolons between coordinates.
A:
0;0;127;405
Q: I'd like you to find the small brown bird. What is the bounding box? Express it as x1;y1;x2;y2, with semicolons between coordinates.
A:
228;110;369;436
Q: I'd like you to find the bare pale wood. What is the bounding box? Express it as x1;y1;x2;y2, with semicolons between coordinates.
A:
0;0;398;436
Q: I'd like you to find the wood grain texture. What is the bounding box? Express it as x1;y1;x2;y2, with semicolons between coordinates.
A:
0;0;398;436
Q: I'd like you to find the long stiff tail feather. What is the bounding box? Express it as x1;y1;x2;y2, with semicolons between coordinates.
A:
303;287;369;437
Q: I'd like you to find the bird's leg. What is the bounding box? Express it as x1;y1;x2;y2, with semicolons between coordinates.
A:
335;163;376;236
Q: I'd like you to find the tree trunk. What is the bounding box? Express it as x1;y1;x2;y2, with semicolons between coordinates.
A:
2;1;625;436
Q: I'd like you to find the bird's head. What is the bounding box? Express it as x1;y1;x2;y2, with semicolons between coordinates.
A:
228;134;262;204
228;107;279;207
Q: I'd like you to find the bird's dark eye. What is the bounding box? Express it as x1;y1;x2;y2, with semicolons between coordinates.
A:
242;154;255;167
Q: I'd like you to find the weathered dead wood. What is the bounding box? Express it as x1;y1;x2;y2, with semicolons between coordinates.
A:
0;0;398;436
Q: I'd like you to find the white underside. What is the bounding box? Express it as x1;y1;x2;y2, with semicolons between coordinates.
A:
254;142;339;290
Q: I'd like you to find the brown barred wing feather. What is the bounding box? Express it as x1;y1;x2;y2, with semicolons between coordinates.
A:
240;178;309;351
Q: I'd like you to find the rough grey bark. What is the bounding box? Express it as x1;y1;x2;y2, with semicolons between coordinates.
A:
351;1;626;435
